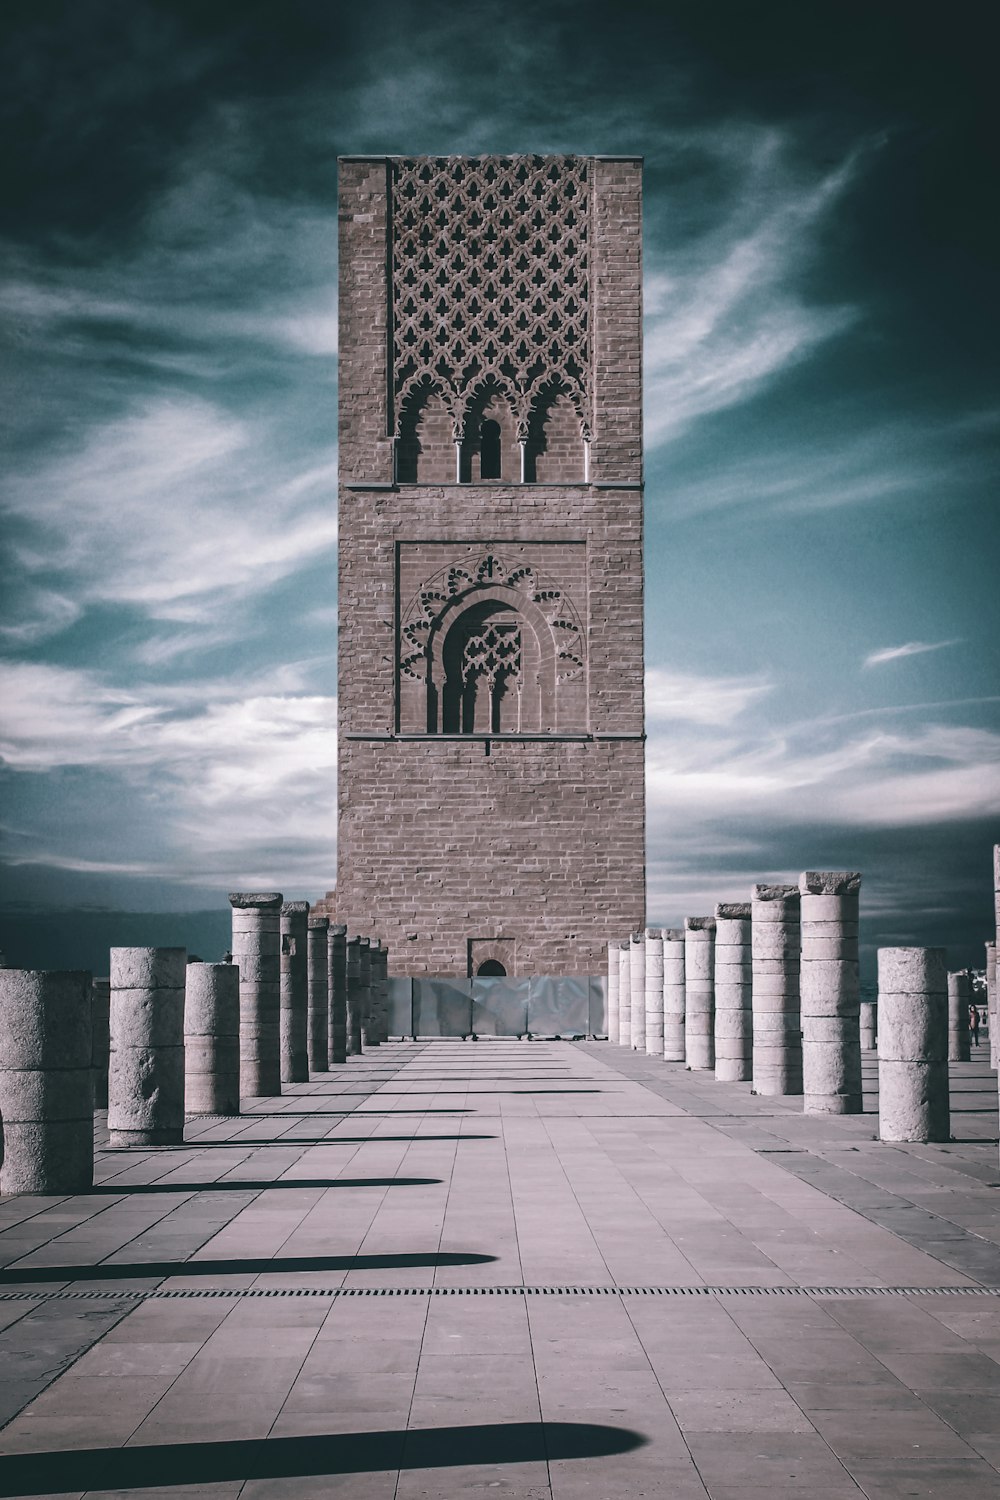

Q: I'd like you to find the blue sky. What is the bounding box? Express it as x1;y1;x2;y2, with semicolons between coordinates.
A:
1;0;998;974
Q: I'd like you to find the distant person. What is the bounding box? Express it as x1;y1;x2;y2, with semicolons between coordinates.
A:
970;1004;980;1047
222;951;233;964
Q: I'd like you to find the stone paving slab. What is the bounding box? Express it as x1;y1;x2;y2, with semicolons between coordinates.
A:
0;1038;997;1497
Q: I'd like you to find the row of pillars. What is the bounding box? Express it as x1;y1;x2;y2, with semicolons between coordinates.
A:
608;866;998;1146
0;893;389;1195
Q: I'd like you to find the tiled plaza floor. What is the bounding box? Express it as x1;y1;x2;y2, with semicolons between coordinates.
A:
0;1038;998;1498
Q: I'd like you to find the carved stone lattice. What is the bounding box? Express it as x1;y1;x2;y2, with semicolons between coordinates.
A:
399;552;585;686
463;622;521;691
391;156;591;437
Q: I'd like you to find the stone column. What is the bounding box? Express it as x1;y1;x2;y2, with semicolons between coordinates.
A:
280;901;310;1084
629;931;645;1051
328;924;348;1064
877;947;949;1143
714;903;752;1082
108;947;186;1146
230;892;282;1098
373;943;390;1042
947;970;972;1063
987;941;998;1069
359;938;377;1047
684;918;716;1071
617;941;631;1047
606;942;620;1043
662;929;686;1062
751;884;802;1096
860;1000;877;1051
346;936;364;1055
644;928;664;1058
799;871;862;1115
91;976;111;1109
307;917;329;1072
184;962;240;1116
0;969;93;1193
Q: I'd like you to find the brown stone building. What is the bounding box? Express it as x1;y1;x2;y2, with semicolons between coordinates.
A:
336;154;645;976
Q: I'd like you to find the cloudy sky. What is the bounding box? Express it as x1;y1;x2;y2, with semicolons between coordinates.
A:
1;0;997;974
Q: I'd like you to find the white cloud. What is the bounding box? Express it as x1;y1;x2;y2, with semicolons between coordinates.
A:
645;667;773;726
863;640;960;669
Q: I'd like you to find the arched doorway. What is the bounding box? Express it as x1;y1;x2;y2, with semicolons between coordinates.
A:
476;959;507;977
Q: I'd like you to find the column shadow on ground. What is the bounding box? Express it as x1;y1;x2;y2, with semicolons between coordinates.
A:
0;1252;497;1285
87;1177;444;1194
0;1422;648;1495
103;1135;497;1149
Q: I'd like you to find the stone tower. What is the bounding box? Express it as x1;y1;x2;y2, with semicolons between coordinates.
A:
337;154;644;976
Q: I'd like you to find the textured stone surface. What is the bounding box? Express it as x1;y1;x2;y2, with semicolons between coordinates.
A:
184;962;239;1116
799;872;862;1115
229;892;282;1098
108;947;185;1146
358;938;376;1047
345;935;364;1054
336;155;645;976
947;970;972;1063
877;947;949;1142
714;904;751;1083
90;976;111;1109
0;969;93;1192
751;885;801;1096
606;941;620;1044
628;931;645;1051
617;941;631;1047
306;917;329;1073
643;928;664;1058
279;902;309;1085
662;928;686;1062
328;924;348;1064
860;999;877;1050
684;918;715;1072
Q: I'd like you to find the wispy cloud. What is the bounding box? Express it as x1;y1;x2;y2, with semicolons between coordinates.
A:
863;640;961;669
645;667;772;726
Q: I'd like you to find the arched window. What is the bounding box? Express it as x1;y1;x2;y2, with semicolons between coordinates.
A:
477;959;507;977
479;419;502;479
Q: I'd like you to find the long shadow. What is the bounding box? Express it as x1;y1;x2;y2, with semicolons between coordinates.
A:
239;1108;473;1115
89;1177;443;1194
0;1422;647;1494
104;1134;497;1150
371;1089;603;1096
0;1251;497;1285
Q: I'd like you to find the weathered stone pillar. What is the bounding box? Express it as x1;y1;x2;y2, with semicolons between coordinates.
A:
229;892;282;1098
606;942;620;1043
617;942;631;1047
108;947;186;1146
0;969;93;1193
662;929;686;1061
328;924;348;1064
684;918;716;1071
799;871;862;1115
346;936;364;1054
947;970;972;1063
184;962;240;1116
751;885;802;1096
860;1000;877;1051
877;947;949;1143
987;941;998;1069
644;928;664;1058
359;938;377;1047
307;917;329;1072
629;931;645;1051
91;976;111;1109
280;901;310;1084
714;903;752;1082
373;943;390;1042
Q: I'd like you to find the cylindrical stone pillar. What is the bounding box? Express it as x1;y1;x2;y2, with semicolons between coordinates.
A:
184;962;240;1116
947;970;972;1063
644;928;664;1058
0;970;93;1193
986;941;997;1070
629;931;645;1051
328;924;348;1064
307;917;329;1073
359;938;377;1047
346;936;364;1054
684;918;716;1071
108;947;186;1147
714;903;752;1082
91;976;111;1109
280;902;310;1084
617;941;631;1047
373;944;390;1042
799;871;862;1115
751;885;802;1096
662;929;686;1062
877;947;949;1143
860;1000;877;1051
230;892;282;1098
606;942;620;1043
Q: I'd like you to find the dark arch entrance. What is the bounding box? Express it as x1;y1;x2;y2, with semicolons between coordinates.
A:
476;959;507;977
